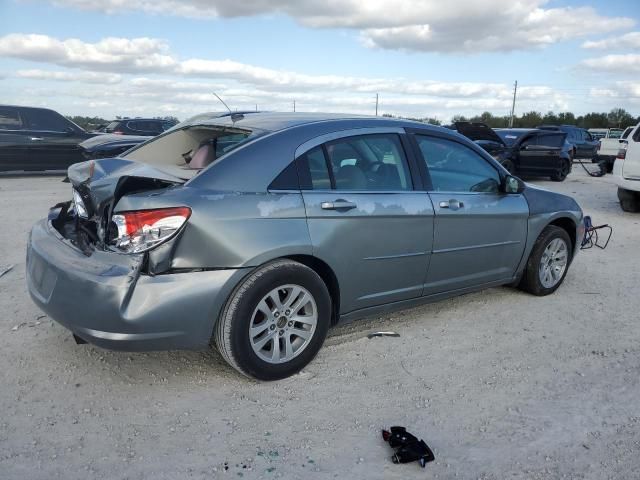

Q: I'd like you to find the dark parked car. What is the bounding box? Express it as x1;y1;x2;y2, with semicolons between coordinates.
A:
103;118;177;136
27;113;583;380
0;105;97;173
79;134;150;159
452;122;571;181
537;125;598;159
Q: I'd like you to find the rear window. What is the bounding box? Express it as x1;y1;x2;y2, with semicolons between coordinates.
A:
0;108;22;130
622;127;633;140
104;121;122;132
608;129;623;139
496;130;524;146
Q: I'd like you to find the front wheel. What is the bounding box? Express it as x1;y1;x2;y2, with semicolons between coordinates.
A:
550;159;570;182
214;259;331;380
519;225;572;296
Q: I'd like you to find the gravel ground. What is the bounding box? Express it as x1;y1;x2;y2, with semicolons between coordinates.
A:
1;167;639;479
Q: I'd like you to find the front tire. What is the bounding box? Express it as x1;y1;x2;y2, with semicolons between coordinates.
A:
618;188;640;212
519;226;572;296
214;259;331;380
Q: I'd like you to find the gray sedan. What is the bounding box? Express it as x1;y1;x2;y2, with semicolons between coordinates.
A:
26;113;583;380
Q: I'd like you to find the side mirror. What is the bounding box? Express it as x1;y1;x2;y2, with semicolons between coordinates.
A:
503;174;524;194
64;126;75;135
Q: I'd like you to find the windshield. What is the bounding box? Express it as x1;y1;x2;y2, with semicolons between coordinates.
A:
608;129;624;139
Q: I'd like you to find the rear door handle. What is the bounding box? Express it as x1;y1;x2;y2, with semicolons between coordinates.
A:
30;137;44;141
321;200;357;211
439;199;464;210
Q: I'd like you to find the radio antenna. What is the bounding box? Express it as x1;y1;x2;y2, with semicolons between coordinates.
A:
213;92;232;114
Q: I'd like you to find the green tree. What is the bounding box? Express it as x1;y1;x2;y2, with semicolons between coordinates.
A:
557;112;576;125
515;111;543;128
607;108;635;128
542;111;559;125
451;114;468;123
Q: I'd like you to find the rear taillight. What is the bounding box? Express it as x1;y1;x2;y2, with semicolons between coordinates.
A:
113;130;124;135
617;141;628;160
110;207;191;253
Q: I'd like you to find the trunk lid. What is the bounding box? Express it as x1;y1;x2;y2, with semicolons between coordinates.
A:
454;122;506;145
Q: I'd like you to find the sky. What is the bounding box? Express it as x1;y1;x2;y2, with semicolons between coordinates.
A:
0;0;639;122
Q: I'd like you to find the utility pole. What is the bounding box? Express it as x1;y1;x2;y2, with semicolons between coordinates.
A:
509;80;518;127
293;100;296;112
375;93;379;116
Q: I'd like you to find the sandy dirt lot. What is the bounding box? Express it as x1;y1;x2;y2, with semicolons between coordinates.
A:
1;167;639;479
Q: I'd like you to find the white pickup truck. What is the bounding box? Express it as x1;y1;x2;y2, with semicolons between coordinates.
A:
613;123;640;211
591;127;633;173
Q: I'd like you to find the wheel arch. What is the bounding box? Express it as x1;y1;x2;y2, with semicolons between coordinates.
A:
548;216;577;253
284;254;341;326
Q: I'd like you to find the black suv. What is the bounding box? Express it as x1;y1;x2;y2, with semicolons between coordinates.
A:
537;125;598;159
103;118;177;136
0;105;97;173
451;122;571;181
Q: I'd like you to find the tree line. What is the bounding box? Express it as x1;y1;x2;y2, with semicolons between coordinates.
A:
67;107;639;132
389;107;638;129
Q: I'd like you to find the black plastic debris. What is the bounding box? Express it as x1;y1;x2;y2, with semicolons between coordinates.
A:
367;331;400;339
382;426;435;468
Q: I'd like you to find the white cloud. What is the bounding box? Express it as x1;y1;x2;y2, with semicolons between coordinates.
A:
580;54;640;74
0;33;530;99
48;0;635;53
16;69;122;84
0;33;584;120
582;32;640;50
0;34;176;72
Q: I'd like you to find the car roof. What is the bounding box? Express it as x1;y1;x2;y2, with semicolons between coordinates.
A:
112;118;176;122
0;104;58;112
180;111;432;134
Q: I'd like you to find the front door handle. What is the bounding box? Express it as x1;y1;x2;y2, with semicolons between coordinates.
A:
321;200;357;211
439;199;464;210
30;137;44;141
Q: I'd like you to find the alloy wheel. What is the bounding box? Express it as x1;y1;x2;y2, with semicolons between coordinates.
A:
249;285;318;364
538;238;568;288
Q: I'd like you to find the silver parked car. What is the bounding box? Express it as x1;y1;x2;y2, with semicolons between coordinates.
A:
27;113;584;380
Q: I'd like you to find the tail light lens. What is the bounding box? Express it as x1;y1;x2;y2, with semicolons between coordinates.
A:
110;207;191;253
617;141;628;160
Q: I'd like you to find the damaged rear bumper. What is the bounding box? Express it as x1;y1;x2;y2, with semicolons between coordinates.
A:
26;219;245;351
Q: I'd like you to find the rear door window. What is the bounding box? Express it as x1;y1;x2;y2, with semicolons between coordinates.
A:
325;134;411;191
0;108;23;130
23;109;70;132
297;134;413;191
536;133;565;148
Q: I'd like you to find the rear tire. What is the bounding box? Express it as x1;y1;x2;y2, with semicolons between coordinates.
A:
214;259;331;380
519;225;572;296
618;188;640;213
550;159;570;182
